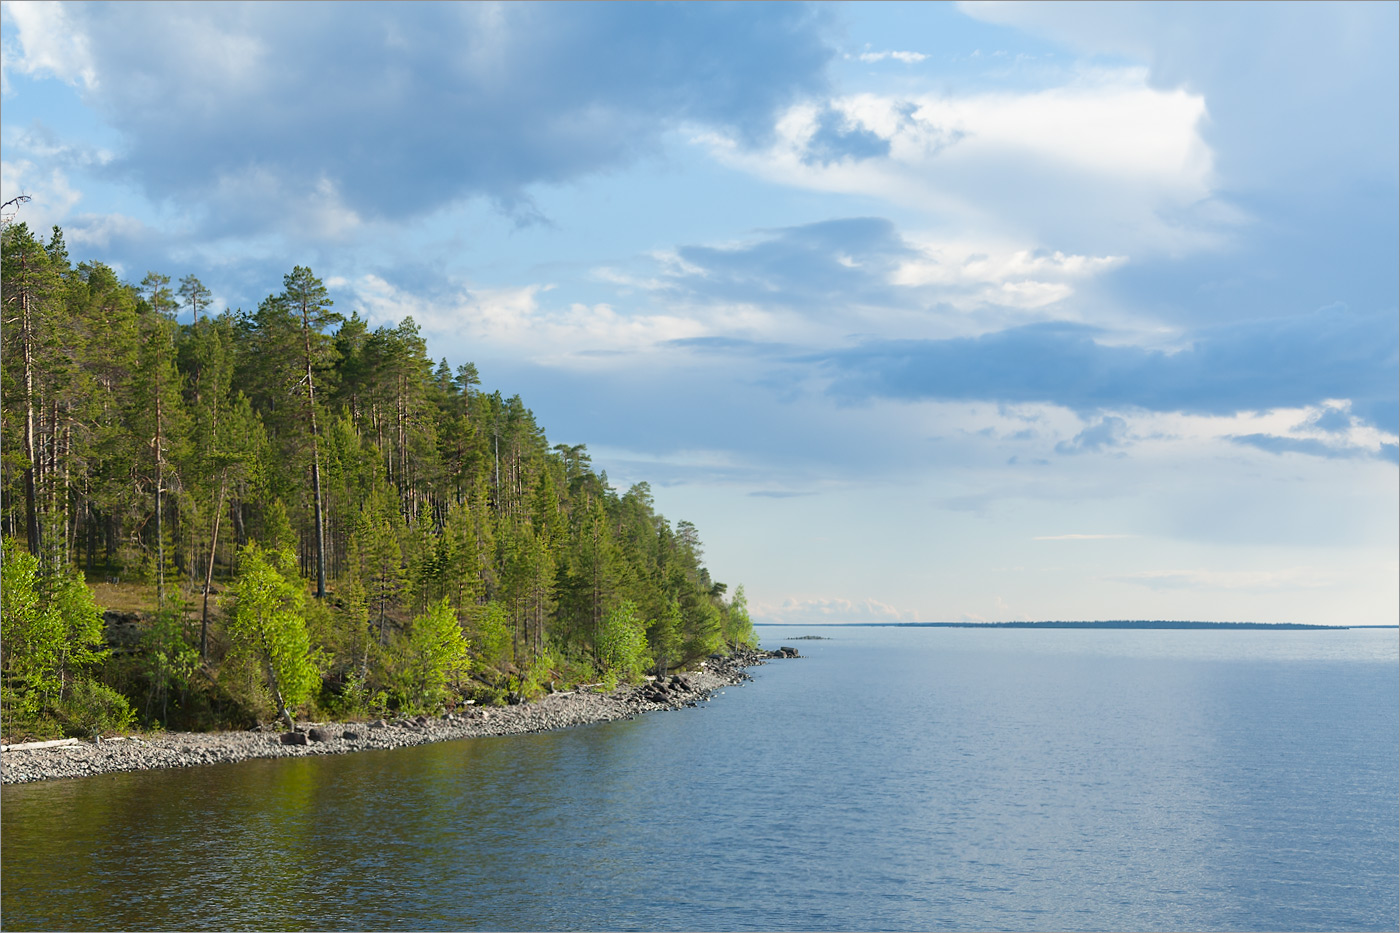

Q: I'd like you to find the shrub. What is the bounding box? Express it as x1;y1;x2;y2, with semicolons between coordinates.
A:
58;679;137;737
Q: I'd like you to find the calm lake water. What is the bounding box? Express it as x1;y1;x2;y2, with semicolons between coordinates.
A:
3;627;1397;931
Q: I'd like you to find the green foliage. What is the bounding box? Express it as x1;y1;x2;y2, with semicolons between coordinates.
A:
1;539;109;729
470;601;513;672
224;542;319;728
390;597;470;712
2;236;753;732
140;607;200;727
723;585;757;649
57;679;137;738
596;600;652;684
681;596;724;662
518;648;557;699
648;597;684;675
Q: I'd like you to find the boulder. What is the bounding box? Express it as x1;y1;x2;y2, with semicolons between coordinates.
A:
368;719;387;729
280;731;309;746
341;730;360;741
306;728;331;743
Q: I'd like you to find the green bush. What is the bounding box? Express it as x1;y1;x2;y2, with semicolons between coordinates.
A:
596;600;652;684
58;679;137;737
389;597;470;713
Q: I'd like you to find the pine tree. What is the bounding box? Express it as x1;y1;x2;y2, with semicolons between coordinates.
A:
279;266;341;599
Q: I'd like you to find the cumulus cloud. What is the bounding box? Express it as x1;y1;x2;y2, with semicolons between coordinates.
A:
0;159;81;224
635;217;1124;331
341;273;706;363
701;69;1217;257
26;2;833;237
1;0;97;90
959;1;1399;190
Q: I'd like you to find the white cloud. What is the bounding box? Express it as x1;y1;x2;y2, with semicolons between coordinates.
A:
892;239;1126;311
700;68;1219;257
754;595;920;625
853;50;927;64
1;0;97;90
0;159;81;227
957;0;1399;189
343;274;708;363
66;212;151;250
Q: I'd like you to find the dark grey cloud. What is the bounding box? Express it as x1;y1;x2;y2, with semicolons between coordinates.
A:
819;305;1400;435
70;1;834;232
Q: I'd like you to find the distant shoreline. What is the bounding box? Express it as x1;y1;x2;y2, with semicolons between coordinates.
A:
754;621;1385;630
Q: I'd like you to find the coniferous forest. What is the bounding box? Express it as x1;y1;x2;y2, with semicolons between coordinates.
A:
0;222;754;740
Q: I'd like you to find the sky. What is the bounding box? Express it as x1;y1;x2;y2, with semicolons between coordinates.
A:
2;1;1396;626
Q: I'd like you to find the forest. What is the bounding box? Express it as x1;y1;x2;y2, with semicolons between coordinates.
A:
0;221;754;740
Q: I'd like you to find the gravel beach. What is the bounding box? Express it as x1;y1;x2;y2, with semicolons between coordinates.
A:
1;648;795;785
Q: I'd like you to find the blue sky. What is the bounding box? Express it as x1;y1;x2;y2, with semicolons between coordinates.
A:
3;0;1396;625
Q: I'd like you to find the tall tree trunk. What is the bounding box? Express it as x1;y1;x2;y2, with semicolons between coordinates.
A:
20;284;41;556
154;352;166;607
302;321;327;599
201;473;226;662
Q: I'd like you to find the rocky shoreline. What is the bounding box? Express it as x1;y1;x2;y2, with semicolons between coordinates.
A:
1;647;797;786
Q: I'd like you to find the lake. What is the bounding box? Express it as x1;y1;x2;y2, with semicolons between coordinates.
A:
3;626;1397;931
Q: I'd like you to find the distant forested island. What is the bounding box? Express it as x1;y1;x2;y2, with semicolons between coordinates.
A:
756;621;1348;630
1;223;754;741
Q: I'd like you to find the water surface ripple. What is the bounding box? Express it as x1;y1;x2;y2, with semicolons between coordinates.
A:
3;628;1396;931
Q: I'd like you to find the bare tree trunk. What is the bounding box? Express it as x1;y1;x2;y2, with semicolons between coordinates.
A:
201;473;226;661
21;285;41;556
302;321;327;599
154;349;166;608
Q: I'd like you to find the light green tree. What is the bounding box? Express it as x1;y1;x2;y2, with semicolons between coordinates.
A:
596;600;652;685
225;542;319;730
723;585;757;648
394;597;470;712
0;538;114;730
470;600;513;674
